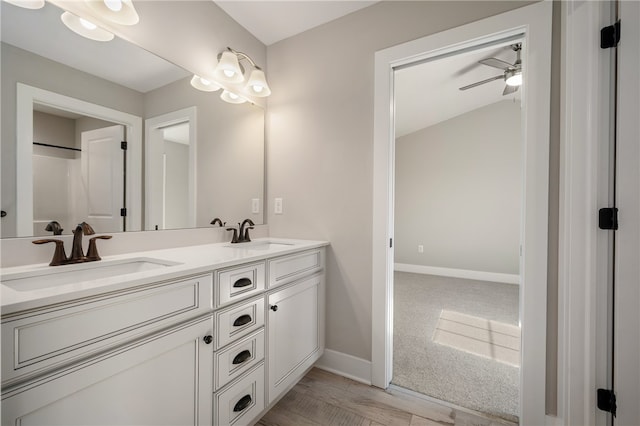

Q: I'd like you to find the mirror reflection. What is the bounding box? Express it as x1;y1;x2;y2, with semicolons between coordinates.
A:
0;1;265;238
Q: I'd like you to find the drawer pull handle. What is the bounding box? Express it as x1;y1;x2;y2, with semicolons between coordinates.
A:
270;305;278;312
232;350;252;365
233;314;252;327
203;335;213;344
233;277;253;288
233;395;252;412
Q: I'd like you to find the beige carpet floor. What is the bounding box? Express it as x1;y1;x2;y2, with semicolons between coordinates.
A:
392;271;520;423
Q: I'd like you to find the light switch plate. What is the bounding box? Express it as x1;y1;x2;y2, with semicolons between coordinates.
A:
274;198;283;214
252;198;260;214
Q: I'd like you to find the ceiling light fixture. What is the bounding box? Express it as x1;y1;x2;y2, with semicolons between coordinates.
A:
85;0;139;25
3;0;45;9
61;11;114;42
505;70;523;87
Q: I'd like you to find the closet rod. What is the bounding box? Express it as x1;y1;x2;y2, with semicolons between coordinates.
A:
33;142;81;152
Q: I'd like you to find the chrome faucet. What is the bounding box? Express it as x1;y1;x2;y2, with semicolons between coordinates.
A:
33;222;111;266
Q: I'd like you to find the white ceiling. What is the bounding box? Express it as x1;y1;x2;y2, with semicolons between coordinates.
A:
214;1;379;46
394;40;523;137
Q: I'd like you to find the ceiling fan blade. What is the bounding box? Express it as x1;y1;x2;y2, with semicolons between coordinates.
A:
502;84;519;96
459;74;504;91
479;57;514;70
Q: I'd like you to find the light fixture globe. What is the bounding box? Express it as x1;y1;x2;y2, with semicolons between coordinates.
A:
245;68;271;97
85;0;139;25
220;90;246;104
3;0;45;9
505;70;522;87
214;51;244;84
61;12;114;42
190;75;221;92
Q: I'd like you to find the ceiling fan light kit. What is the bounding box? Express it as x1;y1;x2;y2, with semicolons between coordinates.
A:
459;43;523;95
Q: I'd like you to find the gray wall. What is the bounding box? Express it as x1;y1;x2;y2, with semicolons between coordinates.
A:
394;100;522;275
266;0;536;362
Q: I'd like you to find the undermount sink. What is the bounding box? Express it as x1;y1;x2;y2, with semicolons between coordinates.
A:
1;258;181;292
224;240;295;250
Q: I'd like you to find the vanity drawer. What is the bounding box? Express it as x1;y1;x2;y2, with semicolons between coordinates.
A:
214;363;265;426
268;249;324;289
215;262;265;308
215;296;265;350
1;273;213;387
215;329;265;391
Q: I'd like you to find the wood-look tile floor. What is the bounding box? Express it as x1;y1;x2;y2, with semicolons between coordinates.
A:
257;368;518;426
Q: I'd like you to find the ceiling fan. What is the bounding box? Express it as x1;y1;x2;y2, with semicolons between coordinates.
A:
459;43;522;95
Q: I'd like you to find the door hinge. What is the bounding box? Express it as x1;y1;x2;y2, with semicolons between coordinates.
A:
390;238;393;248
597;388;617;417
598;207;618;230
601;20;621;49
120;208;127;217
121;141;128;150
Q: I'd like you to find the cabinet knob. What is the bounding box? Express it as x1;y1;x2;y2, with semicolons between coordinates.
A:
270;305;278;312
203;335;213;344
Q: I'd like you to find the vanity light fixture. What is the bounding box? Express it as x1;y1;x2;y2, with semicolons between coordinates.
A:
220;90;247;104
61;11;114;42
190;75;221;92
3;0;45;9
85;0;139;25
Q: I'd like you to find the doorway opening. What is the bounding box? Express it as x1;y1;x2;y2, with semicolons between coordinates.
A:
372;3;552;424
391;39;523;422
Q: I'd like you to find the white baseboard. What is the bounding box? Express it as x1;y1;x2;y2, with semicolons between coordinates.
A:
315;349;372;385
394;263;520;285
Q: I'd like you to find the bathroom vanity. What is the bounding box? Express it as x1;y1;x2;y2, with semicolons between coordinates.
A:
0;238;326;426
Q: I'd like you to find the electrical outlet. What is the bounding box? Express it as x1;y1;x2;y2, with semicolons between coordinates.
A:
274;198;283;214
418;245;424;253
251;198;260;214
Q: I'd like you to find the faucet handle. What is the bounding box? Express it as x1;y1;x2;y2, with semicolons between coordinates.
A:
33;239;67;266
86;235;112;261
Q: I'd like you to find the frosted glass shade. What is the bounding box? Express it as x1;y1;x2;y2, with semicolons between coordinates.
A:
220;90;246;104
190;75;221;92
61;12;114;42
85;0;139;25
505;71;522;87
4;0;45;9
214;51;244;84
245;69;271;97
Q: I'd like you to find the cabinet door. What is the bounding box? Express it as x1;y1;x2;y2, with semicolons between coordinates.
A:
2;316;213;426
267;273;324;404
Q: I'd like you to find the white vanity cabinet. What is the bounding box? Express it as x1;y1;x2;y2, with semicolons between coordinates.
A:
266;249;325;405
1;274;215;426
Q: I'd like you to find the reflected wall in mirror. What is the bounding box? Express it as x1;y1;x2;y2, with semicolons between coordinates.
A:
0;1;265;238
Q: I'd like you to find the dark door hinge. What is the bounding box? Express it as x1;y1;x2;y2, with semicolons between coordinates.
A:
601;20;621;49
597;388;617;417
121;141;128;150
599;207;618;230
390;238;393;248
120;208;127;217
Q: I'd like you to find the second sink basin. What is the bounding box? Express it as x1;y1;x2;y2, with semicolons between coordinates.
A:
1;258;181;292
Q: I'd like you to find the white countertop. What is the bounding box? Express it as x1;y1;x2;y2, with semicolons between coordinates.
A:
1;238;328;315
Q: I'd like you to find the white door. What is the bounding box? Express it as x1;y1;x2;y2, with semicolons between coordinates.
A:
81;125;125;233
614;1;639;424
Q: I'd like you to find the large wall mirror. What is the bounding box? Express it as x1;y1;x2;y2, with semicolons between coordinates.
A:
1;1;265;238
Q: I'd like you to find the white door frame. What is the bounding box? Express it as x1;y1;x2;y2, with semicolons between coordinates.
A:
145;107;198;230
16;83;142;236
372;2;552;424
